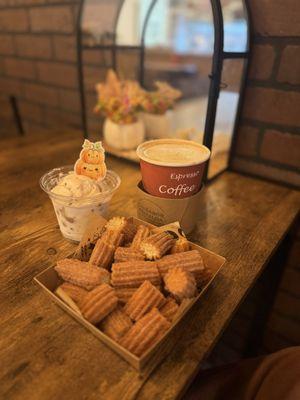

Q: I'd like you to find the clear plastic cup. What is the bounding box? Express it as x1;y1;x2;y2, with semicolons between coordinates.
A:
40;165;121;242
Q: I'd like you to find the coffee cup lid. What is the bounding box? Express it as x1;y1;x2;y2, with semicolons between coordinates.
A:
136;139;210;167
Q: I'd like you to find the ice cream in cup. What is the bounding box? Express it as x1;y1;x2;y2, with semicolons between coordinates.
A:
136;139;210;199
40;140;120;242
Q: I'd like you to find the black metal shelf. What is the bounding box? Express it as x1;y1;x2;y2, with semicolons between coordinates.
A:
82;44;142;51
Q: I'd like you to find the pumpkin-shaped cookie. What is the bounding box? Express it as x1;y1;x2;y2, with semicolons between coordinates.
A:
74;140;107;181
75;160;107;181
81;148;105;165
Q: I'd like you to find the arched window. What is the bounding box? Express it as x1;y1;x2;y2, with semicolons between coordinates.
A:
77;0;250;180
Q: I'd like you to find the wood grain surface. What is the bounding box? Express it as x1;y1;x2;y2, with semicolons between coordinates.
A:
0;132;299;400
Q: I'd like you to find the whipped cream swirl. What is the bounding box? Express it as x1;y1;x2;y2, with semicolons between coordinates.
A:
51;172;101;200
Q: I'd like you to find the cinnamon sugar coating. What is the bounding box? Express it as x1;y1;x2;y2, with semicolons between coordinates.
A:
197;266;213;287
157;250;205;282
55;286;82;315
131;225;151;250
164;267;197;301
170;236;190;254
55;258;110;290
80;283;118;324
89;240;116;269
59;282;88;307
105;217;136;243
114;247;144;263
111;261;161;288
100;229;124;247
101;306;133;341
114;287;137;304
140;231;175;260
124;280;166;321
159;297;179;322
119;308;171;356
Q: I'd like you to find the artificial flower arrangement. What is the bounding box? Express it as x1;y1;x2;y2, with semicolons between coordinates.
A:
94;69;182;122
138;82;182;140
140;81;182;115
94;69;144;125
94;70;182;148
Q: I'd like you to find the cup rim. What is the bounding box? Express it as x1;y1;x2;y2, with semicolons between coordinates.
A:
136;138;211;167
39;165;121;206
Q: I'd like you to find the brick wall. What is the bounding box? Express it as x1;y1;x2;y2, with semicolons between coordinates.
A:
231;0;300;188
0;0;83;136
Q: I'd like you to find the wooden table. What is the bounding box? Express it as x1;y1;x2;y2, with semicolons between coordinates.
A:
0;132;299;400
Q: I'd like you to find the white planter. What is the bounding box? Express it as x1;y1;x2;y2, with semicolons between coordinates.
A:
141;111;173;139
103;118;145;150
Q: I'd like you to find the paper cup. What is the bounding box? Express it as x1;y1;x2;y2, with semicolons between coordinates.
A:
136;139;210;199
136;181;204;234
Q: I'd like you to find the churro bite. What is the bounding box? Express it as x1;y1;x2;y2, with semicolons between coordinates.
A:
159;297;179;322
105;216;136;243
197;267;213;287
114;285;161;304
157;250;204;282
89;239;116;269
170;236;190;254
55;286;82;315
114;287;137;304
81;283;118;324
59;282;88;307
101;306;133;341
55;258;110;290
164;267;197;301
124;280;166;321
105;216;126;231
114;247;144;263
130;225;151;250
140;231;175;260
111;261;161;288
100;229;124;247
119;308;171;357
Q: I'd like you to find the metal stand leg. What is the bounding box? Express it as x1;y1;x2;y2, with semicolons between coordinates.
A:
243;232;293;357
10;96;24;136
